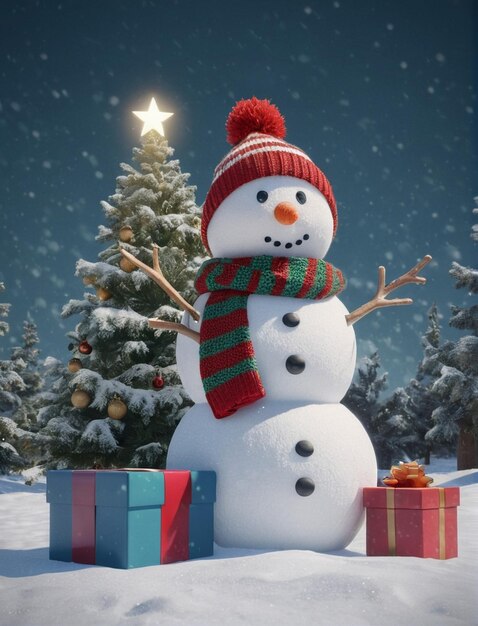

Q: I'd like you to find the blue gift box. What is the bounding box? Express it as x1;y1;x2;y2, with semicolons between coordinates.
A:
46;469;216;569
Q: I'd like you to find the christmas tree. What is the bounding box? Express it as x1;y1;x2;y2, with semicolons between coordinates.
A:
41;113;205;470
427;201;478;469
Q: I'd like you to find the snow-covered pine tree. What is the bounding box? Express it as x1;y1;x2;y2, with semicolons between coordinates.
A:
372;387;417;469
406;304;445;463
9;321;45;467
41;130;205;469
10;322;42;430
0;284;27;473
36;356;74;466
342;351;388;460
427;201;478;470
344;350;424;468
0;282;10;337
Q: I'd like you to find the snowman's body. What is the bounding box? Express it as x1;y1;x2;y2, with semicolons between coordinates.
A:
166;139;378;550
170;293;377;551
167;401;376;551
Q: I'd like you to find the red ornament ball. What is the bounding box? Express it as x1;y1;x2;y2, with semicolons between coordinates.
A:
78;340;92;355
226;97;286;146
152;375;164;390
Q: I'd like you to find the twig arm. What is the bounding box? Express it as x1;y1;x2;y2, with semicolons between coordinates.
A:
151;244;164;278
120;248;200;321
346;255;432;326
383;255;432;296
148;319;200;343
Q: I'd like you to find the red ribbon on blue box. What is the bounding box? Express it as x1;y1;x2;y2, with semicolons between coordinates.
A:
46;469;216;569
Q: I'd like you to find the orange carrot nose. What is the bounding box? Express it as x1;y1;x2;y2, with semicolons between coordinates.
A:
274;202;299;225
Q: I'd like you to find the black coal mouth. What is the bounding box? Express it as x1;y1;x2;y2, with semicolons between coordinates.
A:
264;234;310;249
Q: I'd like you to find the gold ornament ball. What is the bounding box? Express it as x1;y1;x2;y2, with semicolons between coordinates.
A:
107;398;128;420
119;226;133;242
71;389;92;409
96;287;112;301
119;256;137;273
67;358;82;373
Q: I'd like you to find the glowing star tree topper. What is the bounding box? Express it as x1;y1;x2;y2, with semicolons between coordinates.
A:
132;97;173;137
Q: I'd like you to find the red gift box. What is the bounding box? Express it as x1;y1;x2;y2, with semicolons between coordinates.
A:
363;486;460;559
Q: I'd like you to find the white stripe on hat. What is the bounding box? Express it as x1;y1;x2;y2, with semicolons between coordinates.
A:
213;145;312;183
214;134;290;174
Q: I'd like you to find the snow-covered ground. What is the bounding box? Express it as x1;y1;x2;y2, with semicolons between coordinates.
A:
1;459;477;626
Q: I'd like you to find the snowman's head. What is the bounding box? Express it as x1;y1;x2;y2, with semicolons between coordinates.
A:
202;97;338;259
207;176;334;258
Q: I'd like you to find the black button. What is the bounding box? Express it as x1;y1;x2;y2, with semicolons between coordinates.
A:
295;440;314;457
282;312;300;327
286;355;305;374
257;190;268;203
295;477;315;496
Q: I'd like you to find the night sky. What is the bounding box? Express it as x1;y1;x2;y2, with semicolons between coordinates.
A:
0;0;476;391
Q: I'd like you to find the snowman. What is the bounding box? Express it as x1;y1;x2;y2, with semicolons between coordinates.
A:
122;98;430;552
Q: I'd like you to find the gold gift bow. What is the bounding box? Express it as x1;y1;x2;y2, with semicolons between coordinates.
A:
383;460;433;488
386;487;446;559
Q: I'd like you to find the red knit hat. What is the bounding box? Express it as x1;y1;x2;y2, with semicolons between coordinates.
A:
201;97;338;251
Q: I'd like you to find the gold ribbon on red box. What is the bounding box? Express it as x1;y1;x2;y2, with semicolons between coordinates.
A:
438;488;446;560
385;486;447;559
385;489;397;556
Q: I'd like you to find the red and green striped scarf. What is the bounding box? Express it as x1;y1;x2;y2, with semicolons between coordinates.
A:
194;255;345;419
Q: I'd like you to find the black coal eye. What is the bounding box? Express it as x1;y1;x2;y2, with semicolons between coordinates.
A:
257;190;268;203
296;191;306;204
